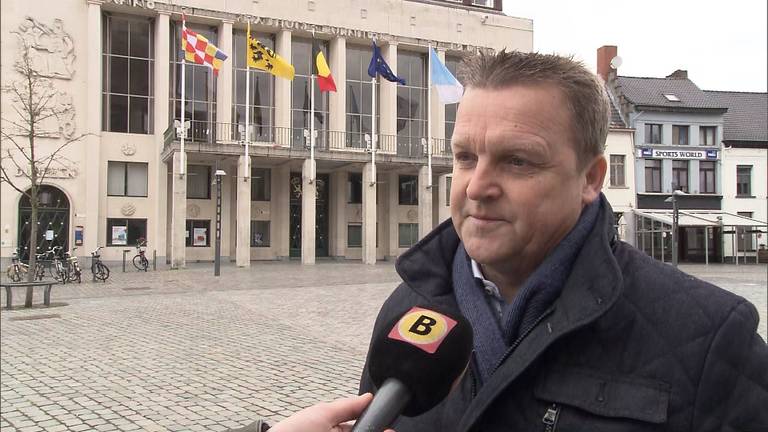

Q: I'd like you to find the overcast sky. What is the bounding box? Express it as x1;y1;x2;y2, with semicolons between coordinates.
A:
502;0;767;92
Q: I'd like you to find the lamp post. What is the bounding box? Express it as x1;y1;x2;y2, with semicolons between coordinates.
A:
214;169;226;276
665;189;687;267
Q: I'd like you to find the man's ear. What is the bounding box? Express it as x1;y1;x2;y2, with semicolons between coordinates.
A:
582;155;607;205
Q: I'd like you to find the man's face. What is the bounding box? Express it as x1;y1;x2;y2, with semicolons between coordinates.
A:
450;84;600;268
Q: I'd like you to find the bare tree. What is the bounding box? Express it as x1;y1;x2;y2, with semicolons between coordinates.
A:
1;41;87;294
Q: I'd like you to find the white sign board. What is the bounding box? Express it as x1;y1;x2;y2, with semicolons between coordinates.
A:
638;148;718;160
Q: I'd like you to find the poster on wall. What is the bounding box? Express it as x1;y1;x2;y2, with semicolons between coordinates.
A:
45;230;54;241
193;228;207;246
112;226;127;245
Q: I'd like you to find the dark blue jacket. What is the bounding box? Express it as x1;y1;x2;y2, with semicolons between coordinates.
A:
359;198;768;431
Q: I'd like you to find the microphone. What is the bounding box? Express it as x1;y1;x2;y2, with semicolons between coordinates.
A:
352;306;473;432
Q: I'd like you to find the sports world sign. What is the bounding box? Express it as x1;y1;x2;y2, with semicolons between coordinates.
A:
638;148;718;160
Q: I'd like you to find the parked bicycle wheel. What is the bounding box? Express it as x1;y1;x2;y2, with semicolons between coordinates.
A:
132;255;149;271
92;262;110;282
51;262;69;284
69;262;82;284
6;264;27;282
34;262;46;281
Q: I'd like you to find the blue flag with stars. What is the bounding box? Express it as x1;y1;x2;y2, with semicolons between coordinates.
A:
367;41;406;85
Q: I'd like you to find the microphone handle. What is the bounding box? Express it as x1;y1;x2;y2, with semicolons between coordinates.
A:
351;378;411;432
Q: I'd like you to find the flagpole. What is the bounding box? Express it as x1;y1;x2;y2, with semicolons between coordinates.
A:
245;20;251;178
180;14;187;176
427;45;433;188
309;30;316;182
371;74;377;186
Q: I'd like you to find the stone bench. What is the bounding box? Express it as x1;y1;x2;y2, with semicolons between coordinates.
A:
1;282;55;309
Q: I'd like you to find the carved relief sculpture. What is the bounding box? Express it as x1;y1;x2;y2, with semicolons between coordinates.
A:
13;17;75;79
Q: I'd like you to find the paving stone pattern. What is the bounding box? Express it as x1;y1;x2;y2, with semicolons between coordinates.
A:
1;262;765;431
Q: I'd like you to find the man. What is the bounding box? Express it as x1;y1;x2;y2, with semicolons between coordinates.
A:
358;50;768;431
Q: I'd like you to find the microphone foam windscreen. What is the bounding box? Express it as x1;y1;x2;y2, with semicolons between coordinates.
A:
367;305;473;416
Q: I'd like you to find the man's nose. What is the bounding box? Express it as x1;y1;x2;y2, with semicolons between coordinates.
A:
465;160;501;201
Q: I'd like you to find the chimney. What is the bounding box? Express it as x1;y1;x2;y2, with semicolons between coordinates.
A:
666;69;688;80
596;45;617;82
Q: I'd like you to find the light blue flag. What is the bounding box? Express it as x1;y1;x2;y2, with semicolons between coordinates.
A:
429;48;463;104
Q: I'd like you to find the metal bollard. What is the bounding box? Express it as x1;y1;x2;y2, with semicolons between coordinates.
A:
122;249;130;272
152;250;156;271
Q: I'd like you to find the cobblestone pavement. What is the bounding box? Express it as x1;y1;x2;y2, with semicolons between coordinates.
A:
1;261;765;431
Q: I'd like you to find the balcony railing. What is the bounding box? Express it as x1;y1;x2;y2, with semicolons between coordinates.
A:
164;120;454;159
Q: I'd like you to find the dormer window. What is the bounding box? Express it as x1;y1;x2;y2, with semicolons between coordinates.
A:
663;94;680;102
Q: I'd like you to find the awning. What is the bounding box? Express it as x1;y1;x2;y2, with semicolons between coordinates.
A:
634;210;767;228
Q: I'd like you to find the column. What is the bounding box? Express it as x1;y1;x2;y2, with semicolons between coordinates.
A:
329;37;346;148
362;163;377;264
301;159;317;264
330;170;346;258
154;12;170;263
84;0;102;254
387;171;399;259
274;30;292;140
216;20;234;127
376;181;388;259
418;165;433;238
170;152;187;268
273;164;290;259
236;155;251;266
438;173;451;223
379;42;398;138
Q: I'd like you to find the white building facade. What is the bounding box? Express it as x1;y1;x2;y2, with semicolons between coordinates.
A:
0;0;533;266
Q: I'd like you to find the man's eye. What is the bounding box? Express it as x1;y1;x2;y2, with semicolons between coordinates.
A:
454;152;475;163
506;156;526;166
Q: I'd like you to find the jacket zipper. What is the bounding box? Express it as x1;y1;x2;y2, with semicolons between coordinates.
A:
490;306;556;375
542;403;560;432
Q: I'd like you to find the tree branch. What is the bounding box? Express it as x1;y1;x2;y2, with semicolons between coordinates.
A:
37;133;89;185
0;130;32;163
0;164;30;198
2;149;30;182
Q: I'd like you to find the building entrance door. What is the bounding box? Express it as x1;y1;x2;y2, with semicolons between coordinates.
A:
17;185;70;261
288;172;330;258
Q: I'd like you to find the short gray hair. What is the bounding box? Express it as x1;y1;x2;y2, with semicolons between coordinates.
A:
459;50;610;168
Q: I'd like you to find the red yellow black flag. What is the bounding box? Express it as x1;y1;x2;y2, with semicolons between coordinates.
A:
313;38;336;92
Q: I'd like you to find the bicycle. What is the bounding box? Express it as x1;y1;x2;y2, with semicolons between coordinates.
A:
5;248;29;282
32;250;48;281
132;239;149;272
90;247;110;282
63;248;82;284
47;246;69;284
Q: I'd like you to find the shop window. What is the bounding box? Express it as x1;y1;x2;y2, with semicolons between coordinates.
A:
107;218;147;246
251;220;270;247
186;220;210;247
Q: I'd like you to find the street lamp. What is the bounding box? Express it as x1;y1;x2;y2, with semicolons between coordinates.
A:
214;169;226;276
664;189;687;267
